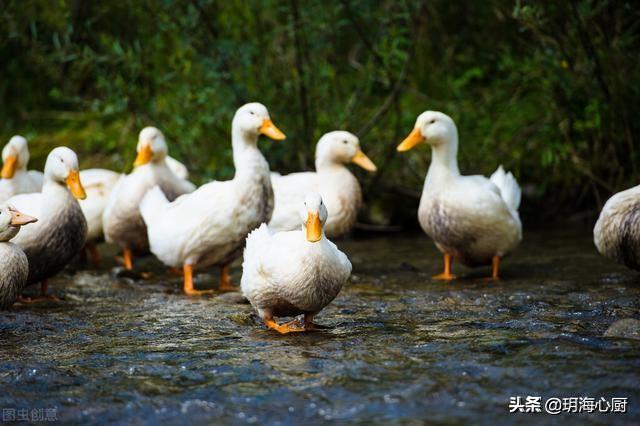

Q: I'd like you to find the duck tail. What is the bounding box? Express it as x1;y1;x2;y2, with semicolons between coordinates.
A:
140;185;169;226
244;223;273;261
241;224;273;294
490;165;521;211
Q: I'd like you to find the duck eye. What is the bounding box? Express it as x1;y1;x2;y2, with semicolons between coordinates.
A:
342;140;348;144
429;119;436;124
60;158;64;163
250;111;255;115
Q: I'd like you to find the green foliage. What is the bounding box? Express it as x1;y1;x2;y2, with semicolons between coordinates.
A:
0;0;638;224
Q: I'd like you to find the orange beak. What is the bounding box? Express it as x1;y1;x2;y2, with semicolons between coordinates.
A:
133;143;153;167
9;208;38;226
397;127;425;152
1;155;18;179
259;119;286;141
306;211;322;242
66;170;87;200
351;149;377;172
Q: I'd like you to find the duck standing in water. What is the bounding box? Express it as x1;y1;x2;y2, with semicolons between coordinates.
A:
140;103;285;295
79;155;189;266
7;147;88;300
242;193;352;334
102;127;196;270
397;111;522;280
0;136;44;203
594;184;640;270
269;130;377;238
0;205;37;309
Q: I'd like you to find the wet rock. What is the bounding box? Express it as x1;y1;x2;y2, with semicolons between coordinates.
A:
217;292;249;304
110;266;145;280
604;318;640;340
400;262;420;272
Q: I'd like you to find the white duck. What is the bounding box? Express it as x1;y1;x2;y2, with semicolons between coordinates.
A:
78;168;122;264
594;184;640;270
78;156;189;265
7;147;88;299
103;126;196;270
397;111;522;280
241;193;352;334
269;131;377;237
140;103;285;295
0;205;38;309
0;136;44;202
165;155;190;180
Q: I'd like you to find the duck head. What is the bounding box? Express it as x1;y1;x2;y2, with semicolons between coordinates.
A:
300;193;328;243
134;127;168;167
397;111;458;152
45;147;87;200
0;204;37;242
1;136;30;179
233;103;286;142
315;131;377;172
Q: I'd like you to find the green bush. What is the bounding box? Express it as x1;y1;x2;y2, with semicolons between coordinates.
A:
1;0;638;226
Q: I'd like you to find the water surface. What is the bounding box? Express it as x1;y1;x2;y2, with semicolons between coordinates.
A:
1;229;639;424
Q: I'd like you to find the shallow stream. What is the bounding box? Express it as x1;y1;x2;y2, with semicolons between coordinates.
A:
1;229;639;424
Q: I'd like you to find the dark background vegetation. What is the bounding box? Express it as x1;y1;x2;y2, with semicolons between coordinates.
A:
1;0;638;228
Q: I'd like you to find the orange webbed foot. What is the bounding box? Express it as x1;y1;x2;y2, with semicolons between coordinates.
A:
18;281;60;303
182;264;213;297
480;256;502;282
433;253;456;281
432;273;456;281
184;288;215;297
265;319;306;334
218;265;237;293
18;295;61;304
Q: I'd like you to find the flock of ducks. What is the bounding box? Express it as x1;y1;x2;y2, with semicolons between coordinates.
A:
0;103;638;333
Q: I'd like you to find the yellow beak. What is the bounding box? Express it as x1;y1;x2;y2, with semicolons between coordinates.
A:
351;149;377;172
306;211;322;242
9;208;38;226
397;127;425;152
133;143;153;167
66;170;87;200
1;155;17;179
259;119;286;141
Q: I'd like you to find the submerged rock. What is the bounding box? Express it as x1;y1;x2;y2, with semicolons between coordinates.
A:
604;318;640;340
217;291;249;304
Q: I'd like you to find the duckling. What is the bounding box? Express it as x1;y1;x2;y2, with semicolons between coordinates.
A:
594;184;640;270
7;147;87;299
270;131;377;238
0;136;44;202
0;205;37;309
102;127;196;270
397;111;522;280
140;103;285;295
241;193;352;334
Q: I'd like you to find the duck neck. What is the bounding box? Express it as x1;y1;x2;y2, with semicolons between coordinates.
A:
426;137;460;187
231;127;270;183
12;168;28;178
315;156;347;173
42;177;73;202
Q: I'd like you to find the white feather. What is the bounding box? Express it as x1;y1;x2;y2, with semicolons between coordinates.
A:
78;168;122;241
241;221;352;321
490;165;522;212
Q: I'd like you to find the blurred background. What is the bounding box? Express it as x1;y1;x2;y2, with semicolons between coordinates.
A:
1;0;638;229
